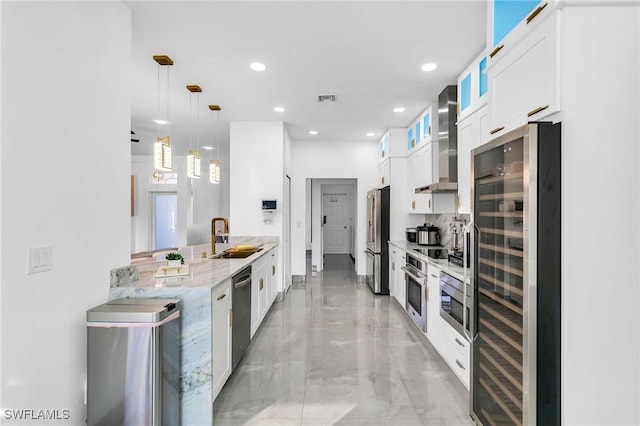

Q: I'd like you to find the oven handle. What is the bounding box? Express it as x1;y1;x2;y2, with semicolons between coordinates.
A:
401;266;426;285
462;220;476;342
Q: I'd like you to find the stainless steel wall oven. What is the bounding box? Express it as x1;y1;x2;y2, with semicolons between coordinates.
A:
402;253;427;333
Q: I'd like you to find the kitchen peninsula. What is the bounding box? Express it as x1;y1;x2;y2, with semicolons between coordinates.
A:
109;236;280;426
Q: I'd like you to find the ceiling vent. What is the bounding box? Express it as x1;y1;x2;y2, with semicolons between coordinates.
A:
318;94;337;103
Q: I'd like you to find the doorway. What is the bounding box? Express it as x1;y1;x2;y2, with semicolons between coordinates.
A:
322;193;350;254
152;192;177;250
310;180;356;272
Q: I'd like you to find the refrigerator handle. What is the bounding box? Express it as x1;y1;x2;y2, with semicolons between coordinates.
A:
462;220;475;342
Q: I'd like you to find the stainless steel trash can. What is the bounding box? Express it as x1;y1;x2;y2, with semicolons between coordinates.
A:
87;298;181;426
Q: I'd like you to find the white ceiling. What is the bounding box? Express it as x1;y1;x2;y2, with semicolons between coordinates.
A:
128;1;487;156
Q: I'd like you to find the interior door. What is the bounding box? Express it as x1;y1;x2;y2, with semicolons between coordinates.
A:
322;193;349;254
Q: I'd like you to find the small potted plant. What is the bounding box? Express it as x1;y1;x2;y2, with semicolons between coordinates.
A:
165;252;184;268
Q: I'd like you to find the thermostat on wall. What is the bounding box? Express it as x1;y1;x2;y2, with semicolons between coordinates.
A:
262;200;277;211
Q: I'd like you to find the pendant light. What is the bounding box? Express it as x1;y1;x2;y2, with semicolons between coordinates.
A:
208;104;222;184
186;85;202;178
153;55;174;171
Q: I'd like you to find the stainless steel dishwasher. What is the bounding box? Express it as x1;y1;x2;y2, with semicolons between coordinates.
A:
232;266;251;370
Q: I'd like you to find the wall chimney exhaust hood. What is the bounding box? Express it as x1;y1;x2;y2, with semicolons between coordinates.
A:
415;85;458;194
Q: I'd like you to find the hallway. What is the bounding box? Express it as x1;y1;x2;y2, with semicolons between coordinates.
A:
211;254;472;425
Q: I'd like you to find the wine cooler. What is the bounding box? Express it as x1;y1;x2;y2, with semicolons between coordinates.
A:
469;122;561;426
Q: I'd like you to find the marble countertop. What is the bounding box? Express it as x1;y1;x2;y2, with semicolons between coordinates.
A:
388;240;469;283
116;236;279;290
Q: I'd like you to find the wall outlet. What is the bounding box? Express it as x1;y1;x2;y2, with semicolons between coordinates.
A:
26;246;53;274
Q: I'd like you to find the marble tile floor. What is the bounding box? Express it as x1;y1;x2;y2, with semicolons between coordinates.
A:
211;254;474;426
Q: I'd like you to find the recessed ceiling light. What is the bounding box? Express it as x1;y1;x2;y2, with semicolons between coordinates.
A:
421;63;438;72
393;107;405;113
273;106;285;112
250;62;266;71
309;130;318;135
366;132;375;137
153;119;169;125
202;146;214;150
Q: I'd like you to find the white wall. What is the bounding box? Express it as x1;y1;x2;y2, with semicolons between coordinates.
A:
131;155;228;253
290;139;378;276
558;6;640;425
0;2;131;422
230;122;285;291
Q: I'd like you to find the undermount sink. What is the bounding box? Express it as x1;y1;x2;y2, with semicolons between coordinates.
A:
210;247;263;259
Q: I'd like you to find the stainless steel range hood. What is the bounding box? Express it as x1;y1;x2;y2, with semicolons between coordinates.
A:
415;85;458;193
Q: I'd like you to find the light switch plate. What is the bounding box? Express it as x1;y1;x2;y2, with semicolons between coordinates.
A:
26;246;52;274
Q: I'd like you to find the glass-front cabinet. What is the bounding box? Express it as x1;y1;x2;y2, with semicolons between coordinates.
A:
407;105;434;154
457;51;488;121
487;0;556;63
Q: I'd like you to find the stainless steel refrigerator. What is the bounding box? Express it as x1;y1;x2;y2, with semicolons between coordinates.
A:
468;122;561;426
365;186;390;294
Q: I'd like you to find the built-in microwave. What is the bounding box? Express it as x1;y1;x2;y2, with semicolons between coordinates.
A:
439;272;471;337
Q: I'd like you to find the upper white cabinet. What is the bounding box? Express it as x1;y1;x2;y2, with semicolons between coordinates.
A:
457;105;489;214
407;105;434;154
457;50;489;121
378;128;407;164
488;0;557;54
406;142;456;214
486;10;560;138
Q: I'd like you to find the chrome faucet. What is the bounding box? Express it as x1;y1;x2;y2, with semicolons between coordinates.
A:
211;217;229;255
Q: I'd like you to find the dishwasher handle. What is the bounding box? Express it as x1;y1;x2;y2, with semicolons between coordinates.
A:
234;277;251;288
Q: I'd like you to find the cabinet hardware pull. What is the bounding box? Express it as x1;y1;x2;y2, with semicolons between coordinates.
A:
392;262;395;271
428;126;431;136
455;359;466;371
527;104;549;117
217;293;227;301
455;337;465;347
411;139;415;148
490;126;505;135
489;44;504;59
428;199;431;209
272;265;276;276
382;150;385;158
526;2;548;24
259;278;263;290
430;274;437;279
381;176;385;185
412;201;416;210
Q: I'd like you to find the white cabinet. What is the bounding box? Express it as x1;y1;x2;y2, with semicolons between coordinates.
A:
378;159;390;187
407;105;435;154
407;142;456;214
211;279;232;399
389;247;398;298
394;248;406;309
267;249;279;314
378;128;406;163
438;316;471;390
251;248;279;337
457;105;489;214
251;255;268;338
426;265;441;339
487;0;556;56
487;11;560;138
457;50;488;121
